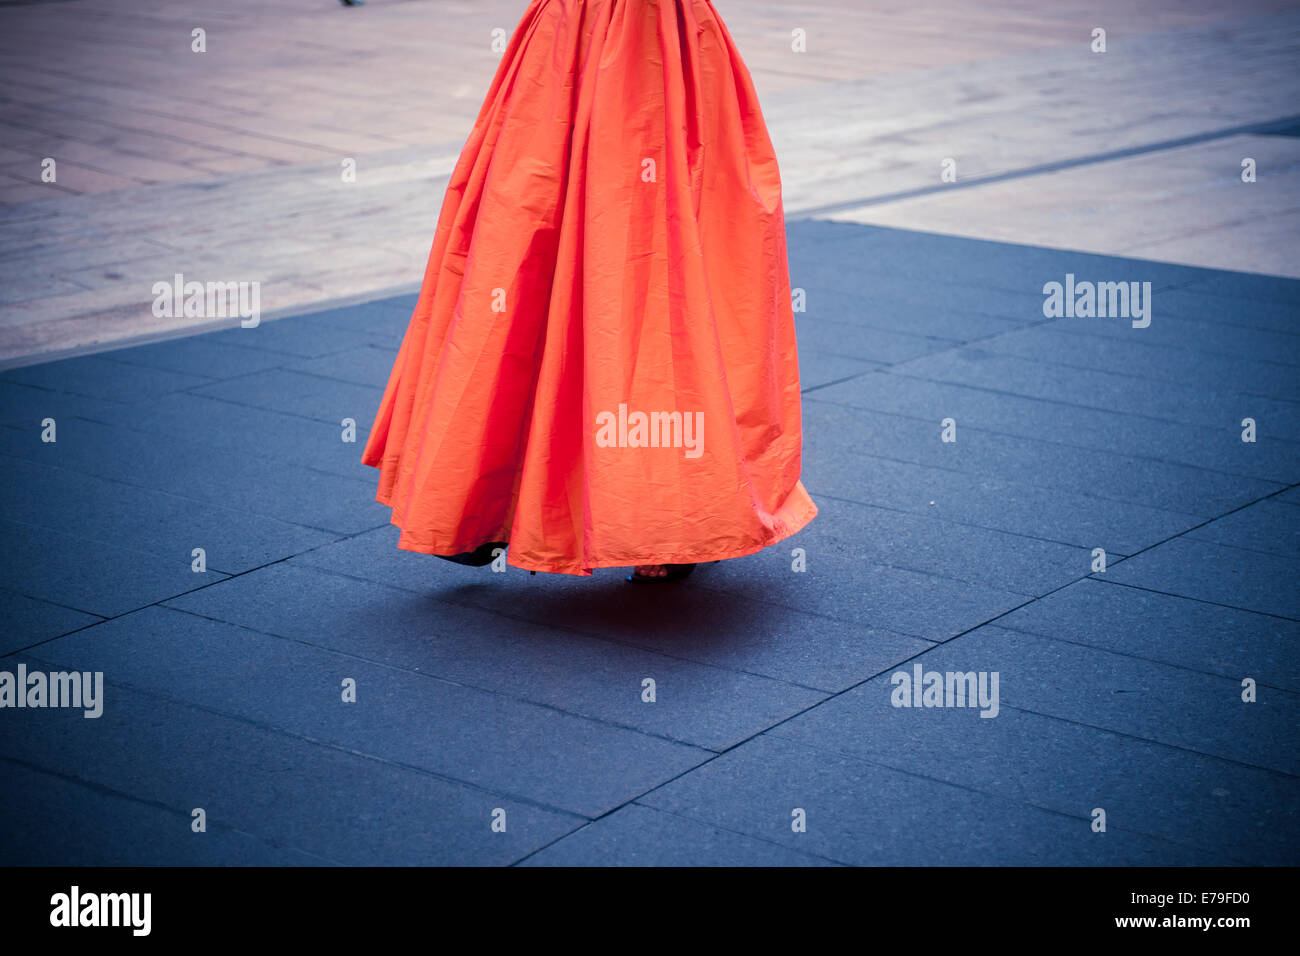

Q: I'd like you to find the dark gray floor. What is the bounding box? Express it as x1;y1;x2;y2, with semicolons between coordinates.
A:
1;221;1297;865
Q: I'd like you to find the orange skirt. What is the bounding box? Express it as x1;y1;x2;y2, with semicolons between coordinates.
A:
362;0;816;575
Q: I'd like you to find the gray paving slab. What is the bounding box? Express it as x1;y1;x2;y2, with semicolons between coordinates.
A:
639;733;1206;865
0;673;582;866
996;578;1300;693
805;421;1197;555
804;394;1285;516
284;345;404;389
3;455;338;574
205;318;383;359
799;278;1046;329
0;760;327;866
793;348;881;391
797;285;1025;340
80;390;375;481
0;354;213;403
0;380;131;429
189;367;385;426
1104;537;1300;620
520;803;837;867
1044;311;1300;365
797;492;1089;596
1178;271;1300;306
106;335;298;379
160;561;828;751
0;414;389;535
890;624;1297;774
681;496;1031;641
974;324;1300;402
767;674;1295;864
34;606;710;818
0;518;228;619
1185;497;1300;557
304;294;420;340
1276;485;1300;506
1113;286;1298;335
809;372;1299;484
290;526;934;693
0;588;100;655
888;347;1300;437
797;314;960;365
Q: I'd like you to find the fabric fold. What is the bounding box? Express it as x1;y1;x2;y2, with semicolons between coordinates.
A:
363;0;816;575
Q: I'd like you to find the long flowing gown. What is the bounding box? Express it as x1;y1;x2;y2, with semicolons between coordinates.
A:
362;0;816;575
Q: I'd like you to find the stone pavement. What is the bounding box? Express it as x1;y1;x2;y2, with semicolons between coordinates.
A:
2;0;1300;363
1;0;1298;866
1;221;1297;865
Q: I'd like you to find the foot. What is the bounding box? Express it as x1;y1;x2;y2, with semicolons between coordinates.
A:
633;564;671;578
626;563;696;582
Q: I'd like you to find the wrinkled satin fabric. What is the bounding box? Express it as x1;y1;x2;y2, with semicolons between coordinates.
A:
363;0;816;574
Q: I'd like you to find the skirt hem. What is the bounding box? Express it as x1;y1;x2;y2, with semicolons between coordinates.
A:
371;485;818;577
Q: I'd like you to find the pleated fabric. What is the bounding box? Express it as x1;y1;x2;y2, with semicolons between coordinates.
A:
362;0;817;575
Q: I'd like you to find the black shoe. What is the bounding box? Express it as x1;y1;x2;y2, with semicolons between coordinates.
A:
435;541;508;567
